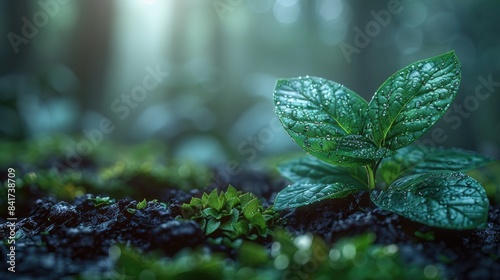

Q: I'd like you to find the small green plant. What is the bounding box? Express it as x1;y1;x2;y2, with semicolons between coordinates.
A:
273;51;495;230
127;198;158;214
88;196;116;207
179;186;279;244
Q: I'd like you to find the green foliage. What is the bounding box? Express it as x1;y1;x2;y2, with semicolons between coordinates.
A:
127;198;160;214
378;146;494;185
88;196;116;207
114;232;441;280
137;198;148;209
274;51;494;230
99;159;211;192
364;52;460;149
21;169;89;199
0;136;210;213
274;156;367;210
272;231;441;279
117;246;226;280
275;76;393;167
371;172;489;229
179;186;279;243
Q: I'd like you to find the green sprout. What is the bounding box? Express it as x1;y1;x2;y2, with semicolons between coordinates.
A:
127;198;158;214
178;186;279;246
88;196;116;207
273;51;495;230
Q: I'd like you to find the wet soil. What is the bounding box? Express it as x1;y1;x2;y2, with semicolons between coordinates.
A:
1;169;499;279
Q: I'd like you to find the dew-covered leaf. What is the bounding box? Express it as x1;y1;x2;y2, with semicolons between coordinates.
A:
371;172;489;229
274;182;365;211
275;76;386;166
242;198;259;220
278;155;368;189
365;51;461;150
379;146;494;184
412;148;494;173
334;135;395;160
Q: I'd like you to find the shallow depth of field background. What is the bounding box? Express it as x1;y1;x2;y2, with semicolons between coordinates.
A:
1;0;499;166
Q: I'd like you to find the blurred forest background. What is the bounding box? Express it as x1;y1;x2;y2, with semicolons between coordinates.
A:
1;0;499;166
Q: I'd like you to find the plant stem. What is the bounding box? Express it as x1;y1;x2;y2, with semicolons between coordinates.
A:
365;165;375;190
373;158;382;175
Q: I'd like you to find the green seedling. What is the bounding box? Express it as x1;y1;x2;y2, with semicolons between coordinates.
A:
273;51;495;230
127;198;158;214
179;186;279;244
88;196;116;207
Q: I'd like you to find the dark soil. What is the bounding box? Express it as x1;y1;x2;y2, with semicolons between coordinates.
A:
1;169;499;279
284;192;500;279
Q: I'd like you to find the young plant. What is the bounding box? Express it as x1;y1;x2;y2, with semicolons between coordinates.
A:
179;186;279;245
127;198;159;214
273;51;495;230
88;196;116;207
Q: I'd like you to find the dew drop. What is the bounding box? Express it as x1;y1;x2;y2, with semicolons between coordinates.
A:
463;188;475;195
304;140;311;148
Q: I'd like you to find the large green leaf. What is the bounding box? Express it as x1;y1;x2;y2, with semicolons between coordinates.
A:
275;76;390;166
379;146;494;184
365;51;461;150
412;148;495;173
371;172;489;229
274;182;365;211
278;156;368;189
